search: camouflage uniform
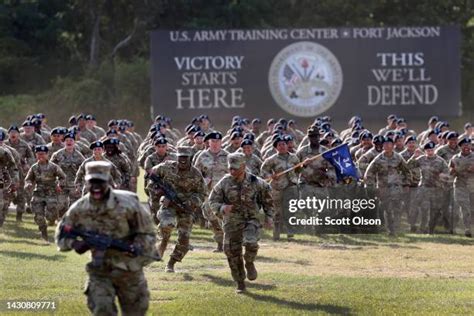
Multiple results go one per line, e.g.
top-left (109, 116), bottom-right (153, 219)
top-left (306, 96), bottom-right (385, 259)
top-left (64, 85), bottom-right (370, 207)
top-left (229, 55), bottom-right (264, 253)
top-left (50, 148), bottom-right (85, 217)
top-left (356, 147), bottom-right (383, 178)
top-left (25, 159), bottom-right (66, 234)
top-left (365, 151), bottom-right (410, 235)
top-left (407, 154), bottom-right (449, 233)
top-left (47, 142), bottom-right (65, 154)
top-left (209, 154), bottom-right (273, 288)
top-left (261, 152), bottom-right (300, 240)
top-left (0, 147), bottom-right (20, 226)
top-left (400, 148), bottom-right (422, 231)
top-left (6, 137), bottom-right (35, 216)
top-left (148, 150), bottom-right (206, 265)
top-left (105, 152), bottom-right (132, 191)
top-left (193, 148), bottom-right (229, 247)
top-left (55, 162), bottom-right (156, 316)
top-left (449, 151), bottom-right (474, 235)
top-left (21, 132), bottom-right (46, 148)
top-left (75, 156), bottom-right (122, 192)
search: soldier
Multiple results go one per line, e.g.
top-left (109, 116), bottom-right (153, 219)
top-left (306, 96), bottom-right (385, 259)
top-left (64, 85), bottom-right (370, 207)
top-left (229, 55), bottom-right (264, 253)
top-left (47, 127), bottom-right (66, 154)
top-left (76, 113), bottom-right (98, 144)
top-left (103, 138), bottom-right (132, 191)
top-left (193, 131), bottom-right (229, 252)
top-left (25, 145), bottom-right (66, 241)
top-left (255, 119), bottom-right (275, 148)
top-left (354, 131), bottom-right (373, 161)
top-left (0, 139), bottom-right (20, 227)
top-left (209, 152), bottom-right (273, 293)
top-left (378, 114), bottom-right (397, 135)
top-left (449, 137), bottom-right (474, 237)
top-left (55, 161), bottom-right (157, 315)
top-left (356, 134), bottom-right (384, 177)
top-left (407, 142), bottom-right (450, 234)
top-left (240, 139), bottom-right (262, 175)
top-left (75, 141), bottom-right (121, 193)
top-left (85, 114), bottom-right (106, 139)
top-left (21, 120), bottom-right (46, 149)
top-left (261, 135), bottom-right (300, 241)
top-left (365, 136), bottom-right (410, 236)
top-left (50, 133), bottom-right (86, 218)
top-left (191, 131), bottom-right (206, 156)
top-left (143, 138), bottom-right (176, 177)
top-left (6, 124), bottom-right (35, 220)
top-left (149, 146), bottom-right (206, 272)
top-left (224, 132), bottom-right (243, 153)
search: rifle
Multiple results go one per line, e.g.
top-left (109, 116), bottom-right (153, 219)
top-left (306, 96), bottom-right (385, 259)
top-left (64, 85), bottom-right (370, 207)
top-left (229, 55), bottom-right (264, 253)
top-left (59, 224), bottom-right (161, 267)
top-left (146, 173), bottom-right (197, 218)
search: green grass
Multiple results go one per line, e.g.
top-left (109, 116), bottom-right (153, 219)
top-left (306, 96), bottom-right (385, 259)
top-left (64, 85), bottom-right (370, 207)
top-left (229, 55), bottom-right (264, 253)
top-left (1, 211), bottom-right (474, 315)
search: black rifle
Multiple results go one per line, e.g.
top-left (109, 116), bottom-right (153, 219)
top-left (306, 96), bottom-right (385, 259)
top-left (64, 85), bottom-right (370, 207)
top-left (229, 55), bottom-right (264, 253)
top-left (147, 173), bottom-right (197, 218)
top-left (59, 224), bottom-right (161, 267)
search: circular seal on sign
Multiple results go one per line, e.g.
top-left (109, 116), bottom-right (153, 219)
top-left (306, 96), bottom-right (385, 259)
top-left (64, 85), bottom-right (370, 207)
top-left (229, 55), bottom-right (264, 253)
top-left (268, 41), bottom-right (343, 117)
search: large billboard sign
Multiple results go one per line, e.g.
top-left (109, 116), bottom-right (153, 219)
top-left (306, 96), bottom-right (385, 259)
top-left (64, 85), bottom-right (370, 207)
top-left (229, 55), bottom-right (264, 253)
top-left (151, 26), bottom-right (461, 124)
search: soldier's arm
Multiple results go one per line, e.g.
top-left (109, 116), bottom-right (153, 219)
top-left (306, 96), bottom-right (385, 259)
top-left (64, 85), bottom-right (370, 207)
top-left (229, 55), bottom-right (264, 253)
top-left (144, 155), bottom-right (153, 175)
top-left (24, 165), bottom-right (35, 187)
top-left (258, 178), bottom-right (274, 220)
top-left (25, 144), bottom-right (35, 166)
top-left (260, 158), bottom-right (273, 179)
top-left (55, 164), bottom-right (67, 186)
top-left (208, 180), bottom-right (226, 216)
top-left (364, 159), bottom-right (378, 187)
top-left (3, 150), bottom-right (20, 184)
top-left (74, 161), bottom-right (86, 187)
top-left (55, 209), bottom-right (77, 251)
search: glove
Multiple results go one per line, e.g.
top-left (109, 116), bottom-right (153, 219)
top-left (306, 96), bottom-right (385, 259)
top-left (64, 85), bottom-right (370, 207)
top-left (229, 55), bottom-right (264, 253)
top-left (72, 240), bottom-right (90, 254)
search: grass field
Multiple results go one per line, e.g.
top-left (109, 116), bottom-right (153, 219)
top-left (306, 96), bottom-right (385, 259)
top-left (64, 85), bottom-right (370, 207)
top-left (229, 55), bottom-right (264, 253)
top-left (1, 209), bottom-right (474, 316)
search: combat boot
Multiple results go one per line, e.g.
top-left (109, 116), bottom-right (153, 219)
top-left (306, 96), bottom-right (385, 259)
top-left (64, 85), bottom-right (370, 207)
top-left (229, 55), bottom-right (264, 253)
top-left (245, 262), bottom-right (258, 281)
top-left (16, 212), bottom-right (23, 222)
top-left (165, 258), bottom-right (176, 273)
top-left (212, 242), bottom-right (223, 253)
top-left (235, 281), bottom-right (246, 294)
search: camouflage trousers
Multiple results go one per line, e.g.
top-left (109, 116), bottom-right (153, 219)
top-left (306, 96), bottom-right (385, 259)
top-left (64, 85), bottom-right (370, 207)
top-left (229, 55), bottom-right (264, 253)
top-left (454, 187), bottom-right (473, 233)
top-left (57, 185), bottom-right (81, 218)
top-left (202, 200), bottom-right (223, 244)
top-left (272, 185), bottom-right (298, 237)
top-left (298, 185), bottom-right (329, 234)
top-left (416, 187), bottom-right (444, 233)
top-left (407, 187), bottom-right (428, 231)
top-left (84, 267), bottom-right (149, 316)
top-left (378, 187), bottom-right (403, 234)
top-left (158, 207), bottom-right (193, 262)
top-left (31, 192), bottom-right (59, 230)
top-left (223, 217), bottom-right (261, 282)
top-left (0, 189), bottom-right (5, 226)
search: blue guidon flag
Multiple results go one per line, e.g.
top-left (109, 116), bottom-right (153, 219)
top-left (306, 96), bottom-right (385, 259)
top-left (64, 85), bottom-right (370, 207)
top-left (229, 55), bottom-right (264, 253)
top-left (322, 144), bottom-right (359, 183)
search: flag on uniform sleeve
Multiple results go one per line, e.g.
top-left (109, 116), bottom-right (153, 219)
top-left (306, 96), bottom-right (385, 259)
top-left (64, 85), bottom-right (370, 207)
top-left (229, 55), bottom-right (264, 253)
top-left (322, 143), bottom-right (359, 183)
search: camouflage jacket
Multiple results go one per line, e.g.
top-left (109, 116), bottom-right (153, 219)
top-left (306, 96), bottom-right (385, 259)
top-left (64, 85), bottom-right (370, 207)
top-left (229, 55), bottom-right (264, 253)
top-left (50, 148), bottom-right (85, 186)
top-left (400, 148), bottom-right (421, 186)
top-left (144, 152), bottom-right (176, 174)
top-left (0, 146), bottom-right (20, 184)
top-left (6, 138), bottom-right (35, 168)
top-left (435, 144), bottom-right (460, 163)
top-left (79, 128), bottom-right (98, 144)
top-left (407, 155), bottom-right (449, 188)
top-left (449, 152), bottom-right (474, 191)
top-left (25, 161), bottom-right (66, 192)
top-left (209, 172), bottom-right (273, 220)
top-left (261, 152), bottom-right (300, 190)
top-left (354, 145), bottom-right (373, 161)
top-left (55, 190), bottom-right (157, 271)
top-left (193, 149), bottom-right (229, 189)
top-left (364, 152), bottom-right (410, 188)
top-left (296, 145), bottom-right (333, 187)
top-left (75, 156), bottom-right (122, 188)
top-left (47, 142), bottom-right (65, 155)
top-left (105, 153), bottom-right (132, 186)
top-left (148, 160), bottom-right (207, 210)
top-left (20, 133), bottom-right (46, 148)
top-left (241, 153), bottom-right (263, 176)
top-left (356, 147), bottom-right (383, 177)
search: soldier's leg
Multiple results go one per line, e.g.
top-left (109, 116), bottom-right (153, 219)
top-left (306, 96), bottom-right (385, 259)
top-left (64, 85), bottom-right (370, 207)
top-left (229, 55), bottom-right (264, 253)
top-left (169, 214), bottom-right (193, 262)
top-left (428, 193), bottom-right (442, 234)
top-left (45, 197), bottom-right (59, 226)
top-left (242, 220), bottom-right (261, 281)
top-left (271, 190), bottom-right (283, 240)
top-left (115, 270), bottom-right (149, 316)
top-left (454, 188), bottom-right (472, 236)
top-left (31, 197), bottom-right (48, 240)
top-left (202, 201), bottom-right (223, 251)
top-left (223, 221), bottom-right (246, 283)
top-left (85, 273), bottom-right (118, 316)
top-left (380, 196), bottom-right (394, 235)
top-left (56, 191), bottom-right (69, 222)
top-left (149, 197), bottom-right (160, 225)
top-left (282, 185), bottom-right (298, 238)
top-left (14, 184), bottom-right (26, 222)
top-left (157, 207), bottom-right (176, 258)
top-left (391, 189), bottom-right (403, 233)
top-left (0, 189), bottom-right (5, 227)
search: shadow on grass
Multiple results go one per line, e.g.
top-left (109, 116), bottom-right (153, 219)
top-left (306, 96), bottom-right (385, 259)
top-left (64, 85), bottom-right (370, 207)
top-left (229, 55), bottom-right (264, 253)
top-left (202, 274), bottom-right (276, 291)
top-left (243, 291), bottom-right (353, 314)
top-left (258, 255), bottom-right (311, 266)
top-left (0, 237), bottom-right (48, 247)
top-left (0, 250), bottom-right (66, 261)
